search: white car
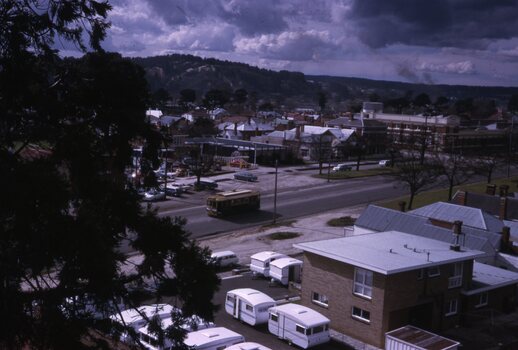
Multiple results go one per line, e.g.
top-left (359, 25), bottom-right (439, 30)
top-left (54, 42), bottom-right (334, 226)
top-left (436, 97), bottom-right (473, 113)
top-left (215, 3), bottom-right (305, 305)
top-left (379, 159), bottom-right (392, 167)
top-left (332, 164), bottom-right (352, 172)
top-left (142, 189), bottom-right (166, 202)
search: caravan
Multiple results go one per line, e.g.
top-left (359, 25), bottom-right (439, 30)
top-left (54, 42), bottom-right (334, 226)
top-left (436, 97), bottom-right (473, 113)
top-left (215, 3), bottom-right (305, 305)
top-left (226, 342), bottom-right (272, 350)
top-left (225, 288), bottom-right (276, 326)
top-left (138, 315), bottom-right (215, 350)
top-left (250, 251), bottom-right (287, 277)
top-left (183, 327), bottom-right (245, 350)
top-left (268, 303), bottom-right (330, 349)
top-left (110, 304), bottom-right (174, 343)
top-left (269, 257), bottom-right (303, 285)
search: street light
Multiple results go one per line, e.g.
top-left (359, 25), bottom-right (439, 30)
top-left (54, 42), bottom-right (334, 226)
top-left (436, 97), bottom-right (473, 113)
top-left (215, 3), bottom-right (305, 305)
top-left (273, 159), bottom-right (278, 224)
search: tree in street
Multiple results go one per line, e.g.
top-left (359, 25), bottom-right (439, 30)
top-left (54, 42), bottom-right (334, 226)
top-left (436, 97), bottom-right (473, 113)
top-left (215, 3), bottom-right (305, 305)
top-left (432, 152), bottom-right (474, 201)
top-left (179, 89), bottom-right (196, 110)
top-left (0, 2), bottom-right (219, 349)
top-left (395, 152), bottom-right (439, 210)
top-left (202, 89), bottom-right (229, 110)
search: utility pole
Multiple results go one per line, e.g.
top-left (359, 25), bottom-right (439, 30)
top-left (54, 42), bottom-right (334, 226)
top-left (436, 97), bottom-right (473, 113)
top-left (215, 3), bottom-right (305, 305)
top-left (273, 159), bottom-right (278, 224)
top-left (508, 117), bottom-right (514, 178)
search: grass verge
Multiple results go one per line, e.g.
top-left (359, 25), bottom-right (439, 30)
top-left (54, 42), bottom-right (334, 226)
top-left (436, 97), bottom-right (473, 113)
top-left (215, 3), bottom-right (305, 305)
top-left (266, 232), bottom-right (301, 240)
top-left (313, 167), bottom-right (397, 180)
top-left (327, 216), bottom-right (356, 227)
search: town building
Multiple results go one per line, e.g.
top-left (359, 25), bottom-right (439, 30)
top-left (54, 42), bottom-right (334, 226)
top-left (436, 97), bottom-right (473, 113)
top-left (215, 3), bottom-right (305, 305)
top-left (294, 231), bottom-right (518, 348)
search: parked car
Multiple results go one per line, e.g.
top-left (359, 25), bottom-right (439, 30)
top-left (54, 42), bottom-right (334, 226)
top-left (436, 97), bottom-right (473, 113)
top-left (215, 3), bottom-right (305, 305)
top-left (161, 185), bottom-right (183, 197)
top-left (197, 178), bottom-right (218, 190)
top-left (142, 189), bottom-right (166, 202)
top-left (234, 171), bottom-right (258, 182)
top-left (332, 164), bottom-right (352, 172)
top-left (379, 159), bottom-right (392, 167)
top-left (210, 251), bottom-right (239, 268)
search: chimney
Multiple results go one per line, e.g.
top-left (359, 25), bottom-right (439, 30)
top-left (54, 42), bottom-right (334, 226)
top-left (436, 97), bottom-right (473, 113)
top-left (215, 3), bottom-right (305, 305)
top-left (234, 122), bottom-right (238, 135)
top-left (455, 191), bottom-right (468, 206)
top-left (502, 226), bottom-right (511, 247)
top-left (486, 184), bottom-right (496, 196)
top-left (450, 220), bottom-right (463, 251)
top-left (499, 196), bottom-right (508, 220)
top-left (295, 125), bottom-right (301, 140)
top-left (398, 201), bottom-right (406, 212)
top-left (499, 184), bottom-right (509, 197)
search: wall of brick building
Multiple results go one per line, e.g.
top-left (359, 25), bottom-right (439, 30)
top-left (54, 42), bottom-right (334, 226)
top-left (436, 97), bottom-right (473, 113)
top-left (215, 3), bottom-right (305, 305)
top-left (300, 253), bottom-right (475, 348)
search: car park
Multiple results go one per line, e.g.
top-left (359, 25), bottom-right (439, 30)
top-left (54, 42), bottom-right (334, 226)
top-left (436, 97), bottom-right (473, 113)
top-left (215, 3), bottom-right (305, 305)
top-left (234, 171), bottom-right (258, 182)
top-left (332, 164), bottom-right (352, 172)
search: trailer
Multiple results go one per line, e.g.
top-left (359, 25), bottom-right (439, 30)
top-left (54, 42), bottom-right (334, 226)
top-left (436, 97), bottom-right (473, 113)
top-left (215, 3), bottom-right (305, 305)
top-left (225, 288), bottom-right (276, 326)
top-left (268, 303), bottom-right (330, 349)
top-left (250, 251), bottom-right (287, 277)
top-left (269, 257), bottom-right (303, 285)
top-left (110, 304), bottom-right (174, 342)
top-left (226, 342), bottom-right (272, 350)
top-left (138, 315), bottom-right (215, 350)
top-left (183, 327), bottom-right (245, 350)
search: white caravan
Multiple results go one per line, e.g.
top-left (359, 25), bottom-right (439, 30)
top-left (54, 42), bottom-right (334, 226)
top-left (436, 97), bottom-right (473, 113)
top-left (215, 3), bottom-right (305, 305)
top-left (138, 315), bottom-right (215, 350)
top-left (226, 342), bottom-right (272, 350)
top-left (110, 304), bottom-right (174, 342)
top-left (225, 288), bottom-right (276, 326)
top-left (250, 251), bottom-right (287, 277)
top-left (183, 327), bottom-right (245, 350)
top-left (269, 257), bottom-right (303, 285)
top-left (268, 303), bottom-right (330, 349)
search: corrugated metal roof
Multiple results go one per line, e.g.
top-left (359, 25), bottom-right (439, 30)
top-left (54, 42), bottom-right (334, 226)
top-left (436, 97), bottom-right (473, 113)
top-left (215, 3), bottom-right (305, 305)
top-left (410, 202), bottom-right (503, 232)
top-left (356, 205), bottom-right (501, 255)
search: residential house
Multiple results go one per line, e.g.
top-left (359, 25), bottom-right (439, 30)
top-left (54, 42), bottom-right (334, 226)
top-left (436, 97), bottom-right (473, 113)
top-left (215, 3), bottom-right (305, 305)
top-left (219, 117), bottom-right (275, 141)
top-left (251, 125), bottom-right (356, 161)
top-left (294, 231), bottom-right (496, 348)
top-left (326, 113), bottom-right (387, 154)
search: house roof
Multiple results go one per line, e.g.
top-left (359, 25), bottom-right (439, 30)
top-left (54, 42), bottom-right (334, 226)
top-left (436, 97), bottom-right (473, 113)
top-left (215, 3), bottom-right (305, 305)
top-left (269, 303), bottom-right (329, 327)
top-left (410, 202), bottom-right (504, 232)
top-left (294, 231), bottom-right (485, 275)
top-left (227, 288), bottom-right (275, 305)
top-left (355, 205), bottom-right (502, 255)
top-left (451, 191), bottom-right (518, 221)
top-left (462, 262), bottom-right (518, 295)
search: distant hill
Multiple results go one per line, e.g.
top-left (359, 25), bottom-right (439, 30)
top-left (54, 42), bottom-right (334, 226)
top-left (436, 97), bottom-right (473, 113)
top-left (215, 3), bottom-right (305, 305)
top-left (132, 54), bottom-right (518, 108)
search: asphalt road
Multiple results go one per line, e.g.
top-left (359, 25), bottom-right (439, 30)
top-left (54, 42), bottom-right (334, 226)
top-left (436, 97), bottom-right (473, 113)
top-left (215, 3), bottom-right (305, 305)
top-left (157, 175), bottom-right (405, 238)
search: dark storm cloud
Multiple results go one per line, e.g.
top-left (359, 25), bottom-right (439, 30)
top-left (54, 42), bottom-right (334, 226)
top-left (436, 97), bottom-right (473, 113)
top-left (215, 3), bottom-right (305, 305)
top-left (348, 0), bottom-right (518, 49)
top-left (144, 0), bottom-right (287, 35)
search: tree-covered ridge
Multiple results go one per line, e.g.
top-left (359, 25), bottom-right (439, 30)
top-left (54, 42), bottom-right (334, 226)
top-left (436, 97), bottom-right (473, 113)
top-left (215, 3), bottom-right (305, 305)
top-left (133, 54), bottom-right (518, 109)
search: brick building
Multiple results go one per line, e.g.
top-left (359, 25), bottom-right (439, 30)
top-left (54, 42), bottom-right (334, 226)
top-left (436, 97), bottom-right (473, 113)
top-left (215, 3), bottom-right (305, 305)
top-left (294, 231), bottom-right (518, 348)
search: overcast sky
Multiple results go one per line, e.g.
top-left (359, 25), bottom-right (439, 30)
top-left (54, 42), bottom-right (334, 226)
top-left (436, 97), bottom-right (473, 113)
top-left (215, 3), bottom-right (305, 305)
top-left (94, 0), bottom-right (518, 87)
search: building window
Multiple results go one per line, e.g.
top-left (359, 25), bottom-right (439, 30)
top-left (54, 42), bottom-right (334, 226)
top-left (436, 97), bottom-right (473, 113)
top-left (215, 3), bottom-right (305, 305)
top-left (312, 292), bottom-right (329, 307)
top-left (428, 266), bottom-right (440, 277)
top-left (270, 313), bottom-right (278, 322)
top-left (476, 293), bottom-right (488, 308)
top-left (296, 325), bottom-right (306, 335)
top-left (448, 262), bottom-right (463, 289)
top-left (245, 304), bottom-right (253, 312)
top-left (354, 267), bottom-right (373, 299)
top-left (352, 306), bottom-right (371, 323)
top-left (445, 299), bottom-right (458, 316)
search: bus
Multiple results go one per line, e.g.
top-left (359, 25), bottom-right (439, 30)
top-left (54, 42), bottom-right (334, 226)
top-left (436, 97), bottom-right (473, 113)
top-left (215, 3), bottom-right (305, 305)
top-left (206, 189), bottom-right (260, 217)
